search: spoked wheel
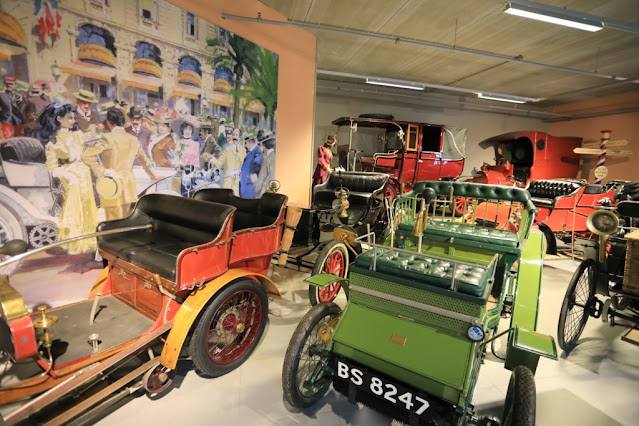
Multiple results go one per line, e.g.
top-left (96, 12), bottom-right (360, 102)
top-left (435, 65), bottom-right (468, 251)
top-left (282, 302), bottom-right (341, 409)
top-left (143, 361), bottom-right (176, 396)
top-left (309, 241), bottom-right (349, 306)
top-left (455, 196), bottom-right (476, 216)
top-left (189, 279), bottom-right (268, 377)
top-left (557, 259), bottom-right (597, 352)
top-left (502, 365), bottom-right (536, 426)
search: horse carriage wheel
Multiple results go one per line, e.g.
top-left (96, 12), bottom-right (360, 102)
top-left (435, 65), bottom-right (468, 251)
top-left (557, 259), bottom-right (597, 352)
top-left (282, 302), bottom-right (341, 409)
top-left (309, 241), bottom-right (349, 306)
top-left (189, 278), bottom-right (268, 377)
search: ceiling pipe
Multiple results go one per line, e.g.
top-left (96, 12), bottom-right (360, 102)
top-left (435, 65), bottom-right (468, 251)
top-left (221, 13), bottom-right (631, 82)
top-left (318, 69), bottom-right (537, 101)
top-left (315, 80), bottom-right (564, 119)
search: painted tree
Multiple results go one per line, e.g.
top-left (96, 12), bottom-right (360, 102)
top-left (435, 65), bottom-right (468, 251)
top-left (207, 32), bottom-right (259, 126)
top-left (241, 48), bottom-right (278, 131)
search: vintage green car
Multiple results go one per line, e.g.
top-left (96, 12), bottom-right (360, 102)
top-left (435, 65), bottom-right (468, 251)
top-left (282, 181), bottom-right (557, 425)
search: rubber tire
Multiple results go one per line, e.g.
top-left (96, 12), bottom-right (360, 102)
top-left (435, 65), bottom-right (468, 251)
top-left (309, 241), bottom-right (349, 306)
top-left (282, 302), bottom-right (341, 409)
top-left (502, 365), bottom-right (536, 426)
top-left (0, 203), bottom-right (28, 275)
top-left (557, 259), bottom-right (597, 352)
top-left (189, 279), bottom-right (268, 377)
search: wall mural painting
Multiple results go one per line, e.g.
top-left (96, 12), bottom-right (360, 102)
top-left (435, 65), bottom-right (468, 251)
top-left (0, 0), bottom-right (278, 277)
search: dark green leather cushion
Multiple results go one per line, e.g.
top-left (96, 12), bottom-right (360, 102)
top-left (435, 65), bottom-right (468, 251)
top-left (405, 181), bottom-right (535, 213)
top-left (354, 248), bottom-right (492, 297)
top-left (398, 219), bottom-right (519, 248)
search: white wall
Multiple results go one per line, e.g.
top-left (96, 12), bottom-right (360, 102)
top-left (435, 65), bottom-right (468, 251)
top-left (314, 93), bottom-right (550, 178)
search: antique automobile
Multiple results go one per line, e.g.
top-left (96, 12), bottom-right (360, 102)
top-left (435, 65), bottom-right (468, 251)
top-left (282, 181), bottom-right (557, 425)
top-left (453, 131), bottom-right (584, 227)
top-left (527, 178), bottom-right (627, 254)
top-left (0, 136), bottom-right (176, 268)
top-left (471, 131), bottom-right (582, 187)
top-left (332, 114), bottom-right (466, 197)
top-left (0, 190), bottom-right (288, 424)
top-left (0, 137), bottom-right (60, 263)
top-left (557, 200), bottom-right (639, 353)
top-left (285, 170), bottom-right (389, 305)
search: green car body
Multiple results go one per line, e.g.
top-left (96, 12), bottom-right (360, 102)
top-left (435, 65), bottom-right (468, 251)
top-left (293, 181), bottom-right (557, 425)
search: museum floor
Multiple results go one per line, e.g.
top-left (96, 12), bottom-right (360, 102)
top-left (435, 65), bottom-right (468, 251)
top-left (88, 254), bottom-right (638, 426)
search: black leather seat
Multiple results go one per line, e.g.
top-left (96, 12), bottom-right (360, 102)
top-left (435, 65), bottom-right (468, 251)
top-left (192, 188), bottom-right (288, 232)
top-left (97, 194), bottom-right (235, 281)
top-left (528, 179), bottom-right (584, 209)
top-left (313, 171), bottom-right (389, 227)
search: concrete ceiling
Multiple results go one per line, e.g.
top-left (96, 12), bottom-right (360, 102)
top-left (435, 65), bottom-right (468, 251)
top-left (254, 0), bottom-right (639, 119)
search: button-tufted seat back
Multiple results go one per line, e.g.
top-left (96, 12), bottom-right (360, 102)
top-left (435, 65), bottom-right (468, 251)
top-left (528, 179), bottom-right (583, 199)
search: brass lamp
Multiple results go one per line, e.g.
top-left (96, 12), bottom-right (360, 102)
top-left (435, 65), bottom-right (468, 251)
top-left (332, 187), bottom-right (350, 219)
top-left (32, 305), bottom-right (58, 349)
top-left (412, 198), bottom-right (427, 236)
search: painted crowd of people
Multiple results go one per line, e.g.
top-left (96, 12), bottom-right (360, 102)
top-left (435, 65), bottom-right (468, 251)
top-left (0, 74), bottom-right (277, 254)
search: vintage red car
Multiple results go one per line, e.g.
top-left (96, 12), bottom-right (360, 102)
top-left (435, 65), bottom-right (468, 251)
top-left (0, 189), bottom-right (288, 424)
top-left (471, 131), bottom-right (582, 186)
top-left (332, 114), bottom-right (466, 197)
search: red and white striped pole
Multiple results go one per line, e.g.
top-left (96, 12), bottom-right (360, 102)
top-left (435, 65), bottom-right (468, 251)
top-left (595, 129), bottom-right (612, 184)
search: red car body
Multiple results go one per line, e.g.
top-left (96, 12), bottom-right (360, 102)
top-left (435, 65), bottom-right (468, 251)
top-left (332, 115), bottom-right (466, 194)
top-left (472, 131), bottom-right (582, 186)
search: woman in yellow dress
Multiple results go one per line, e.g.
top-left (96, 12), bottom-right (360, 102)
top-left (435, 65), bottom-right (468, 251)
top-left (34, 102), bottom-right (98, 254)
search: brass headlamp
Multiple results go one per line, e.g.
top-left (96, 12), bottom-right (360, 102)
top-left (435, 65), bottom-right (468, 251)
top-left (32, 305), bottom-right (58, 349)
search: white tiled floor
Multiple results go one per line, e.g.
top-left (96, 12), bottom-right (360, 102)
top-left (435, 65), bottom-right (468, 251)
top-left (90, 255), bottom-right (639, 426)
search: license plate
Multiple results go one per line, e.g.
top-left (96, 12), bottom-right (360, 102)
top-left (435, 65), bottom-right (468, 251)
top-left (335, 358), bottom-right (430, 416)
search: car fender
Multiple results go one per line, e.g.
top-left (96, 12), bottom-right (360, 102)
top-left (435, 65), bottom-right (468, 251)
top-left (160, 268), bottom-right (280, 369)
top-left (0, 185), bottom-right (58, 227)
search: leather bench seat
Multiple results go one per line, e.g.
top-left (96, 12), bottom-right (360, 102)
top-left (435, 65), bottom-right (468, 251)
top-left (313, 171), bottom-right (389, 226)
top-left (192, 188), bottom-right (287, 232)
top-left (398, 219), bottom-right (519, 248)
top-left (353, 248), bottom-right (492, 297)
top-left (528, 179), bottom-right (584, 209)
top-left (98, 194), bottom-right (235, 281)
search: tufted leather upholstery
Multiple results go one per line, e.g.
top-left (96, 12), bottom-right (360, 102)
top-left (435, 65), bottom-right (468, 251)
top-left (400, 181), bottom-right (535, 252)
top-left (192, 188), bottom-right (288, 232)
top-left (527, 179), bottom-right (584, 209)
top-left (313, 171), bottom-right (389, 226)
top-left (354, 248), bottom-right (493, 297)
top-left (409, 181), bottom-right (535, 211)
top-left (97, 194), bottom-right (235, 281)
top-left (398, 219), bottom-right (519, 248)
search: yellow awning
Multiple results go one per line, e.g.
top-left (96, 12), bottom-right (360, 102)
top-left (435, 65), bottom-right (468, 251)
top-left (122, 74), bottom-right (162, 92)
top-left (172, 83), bottom-right (200, 100)
top-left (209, 91), bottom-right (233, 107)
top-left (245, 100), bottom-right (265, 114)
top-left (61, 61), bottom-right (116, 82)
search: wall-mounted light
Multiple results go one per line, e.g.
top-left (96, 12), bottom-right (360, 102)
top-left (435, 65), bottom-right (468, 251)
top-left (504, 2), bottom-right (603, 32)
top-left (365, 78), bottom-right (424, 91)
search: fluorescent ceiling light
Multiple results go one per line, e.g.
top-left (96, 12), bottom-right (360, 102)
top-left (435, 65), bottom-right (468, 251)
top-left (505, 2), bottom-right (603, 32)
top-left (477, 93), bottom-right (528, 104)
top-left (366, 78), bottom-right (424, 91)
